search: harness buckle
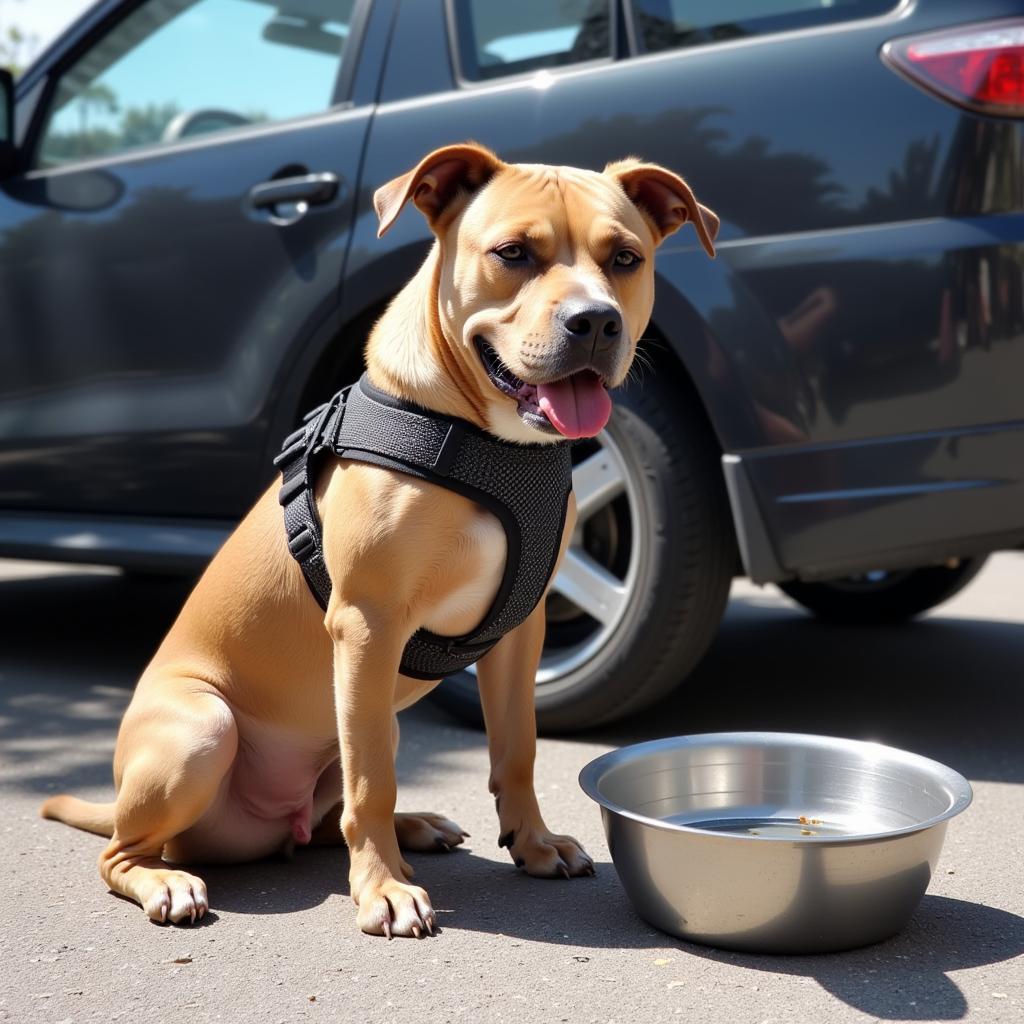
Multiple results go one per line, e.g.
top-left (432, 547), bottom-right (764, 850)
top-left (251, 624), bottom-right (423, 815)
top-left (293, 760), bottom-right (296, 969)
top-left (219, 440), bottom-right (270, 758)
top-left (272, 438), bottom-right (306, 470)
top-left (287, 526), bottom-right (318, 562)
top-left (277, 470), bottom-right (308, 507)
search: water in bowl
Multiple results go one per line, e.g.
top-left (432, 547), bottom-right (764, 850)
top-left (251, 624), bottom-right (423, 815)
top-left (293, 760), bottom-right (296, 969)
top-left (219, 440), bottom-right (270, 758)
top-left (669, 812), bottom-right (857, 838)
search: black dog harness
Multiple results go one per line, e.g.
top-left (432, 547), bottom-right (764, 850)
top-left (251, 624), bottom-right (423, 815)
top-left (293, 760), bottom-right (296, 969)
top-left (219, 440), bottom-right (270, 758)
top-left (275, 374), bottom-right (573, 679)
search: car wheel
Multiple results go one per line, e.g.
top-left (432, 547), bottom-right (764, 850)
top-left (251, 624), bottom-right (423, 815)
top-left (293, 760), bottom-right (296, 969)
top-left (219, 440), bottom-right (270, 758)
top-left (430, 373), bottom-right (736, 733)
top-left (777, 557), bottom-right (988, 624)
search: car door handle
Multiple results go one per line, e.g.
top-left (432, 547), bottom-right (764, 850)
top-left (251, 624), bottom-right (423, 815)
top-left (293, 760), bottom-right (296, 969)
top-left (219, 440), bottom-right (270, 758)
top-left (248, 172), bottom-right (339, 210)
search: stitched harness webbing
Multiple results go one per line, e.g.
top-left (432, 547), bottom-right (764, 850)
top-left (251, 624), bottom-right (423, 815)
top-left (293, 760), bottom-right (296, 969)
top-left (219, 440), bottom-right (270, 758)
top-left (275, 374), bottom-right (573, 680)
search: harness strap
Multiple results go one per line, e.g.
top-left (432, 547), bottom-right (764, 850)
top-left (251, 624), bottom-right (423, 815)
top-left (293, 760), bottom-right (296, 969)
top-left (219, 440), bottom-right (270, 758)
top-left (276, 374), bottom-right (573, 679)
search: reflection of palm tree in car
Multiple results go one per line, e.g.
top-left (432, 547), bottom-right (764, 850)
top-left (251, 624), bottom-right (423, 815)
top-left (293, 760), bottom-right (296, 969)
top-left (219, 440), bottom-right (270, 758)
top-left (77, 82), bottom-right (119, 138)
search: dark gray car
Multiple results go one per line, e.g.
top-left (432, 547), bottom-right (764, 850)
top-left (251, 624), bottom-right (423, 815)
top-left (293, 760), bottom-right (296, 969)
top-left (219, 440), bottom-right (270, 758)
top-left (2, 0), bottom-right (1023, 729)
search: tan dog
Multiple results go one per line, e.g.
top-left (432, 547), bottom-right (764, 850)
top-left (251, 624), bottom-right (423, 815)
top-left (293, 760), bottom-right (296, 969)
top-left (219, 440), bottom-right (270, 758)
top-left (40, 143), bottom-right (717, 938)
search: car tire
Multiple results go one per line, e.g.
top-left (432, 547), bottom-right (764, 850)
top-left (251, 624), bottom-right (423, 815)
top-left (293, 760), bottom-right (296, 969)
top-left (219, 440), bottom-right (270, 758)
top-left (777, 557), bottom-right (988, 624)
top-left (430, 372), bottom-right (737, 733)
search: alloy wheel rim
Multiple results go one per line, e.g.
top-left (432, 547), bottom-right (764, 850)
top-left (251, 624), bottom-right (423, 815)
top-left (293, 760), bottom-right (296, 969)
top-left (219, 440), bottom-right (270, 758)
top-left (539, 427), bottom-right (643, 689)
top-left (465, 426), bottom-right (643, 692)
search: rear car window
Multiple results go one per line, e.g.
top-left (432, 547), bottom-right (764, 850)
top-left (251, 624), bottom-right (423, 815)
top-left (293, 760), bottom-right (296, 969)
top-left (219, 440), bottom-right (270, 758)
top-left (630, 0), bottom-right (896, 53)
top-left (452, 0), bottom-right (613, 83)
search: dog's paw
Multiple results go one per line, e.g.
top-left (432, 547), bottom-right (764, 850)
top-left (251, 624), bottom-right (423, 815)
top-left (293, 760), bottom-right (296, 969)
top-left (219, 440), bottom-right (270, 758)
top-left (140, 869), bottom-right (209, 925)
top-left (502, 828), bottom-right (595, 879)
top-left (354, 878), bottom-right (436, 938)
top-left (395, 812), bottom-right (470, 852)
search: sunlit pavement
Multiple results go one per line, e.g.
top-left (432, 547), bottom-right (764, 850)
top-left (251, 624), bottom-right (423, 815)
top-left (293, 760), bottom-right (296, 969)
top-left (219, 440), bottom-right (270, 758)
top-left (1, 554), bottom-right (1021, 1024)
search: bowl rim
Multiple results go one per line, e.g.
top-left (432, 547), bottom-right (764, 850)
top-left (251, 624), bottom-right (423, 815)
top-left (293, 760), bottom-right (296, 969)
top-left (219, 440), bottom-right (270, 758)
top-left (578, 731), bottom-right (973, 843)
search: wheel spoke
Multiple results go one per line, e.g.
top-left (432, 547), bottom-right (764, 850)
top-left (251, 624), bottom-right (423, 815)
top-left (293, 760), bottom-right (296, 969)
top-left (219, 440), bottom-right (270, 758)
top-left (552, 548), bottom-right (627, 626)
top-left (572, 446), bottom-right (626, 521)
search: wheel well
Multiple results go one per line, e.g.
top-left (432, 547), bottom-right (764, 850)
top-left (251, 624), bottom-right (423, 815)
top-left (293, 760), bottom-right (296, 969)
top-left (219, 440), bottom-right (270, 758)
top-left (296, 297), bottom-right (392, 414)
top-left (635, 320), bottom-right (743, 575)
top-left (629, 321), bottom-right (722, 451)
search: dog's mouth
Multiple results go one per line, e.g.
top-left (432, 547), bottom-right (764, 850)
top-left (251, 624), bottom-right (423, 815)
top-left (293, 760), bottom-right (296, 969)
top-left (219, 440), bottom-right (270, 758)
top-left (475, 338), bottom-right (612, 439)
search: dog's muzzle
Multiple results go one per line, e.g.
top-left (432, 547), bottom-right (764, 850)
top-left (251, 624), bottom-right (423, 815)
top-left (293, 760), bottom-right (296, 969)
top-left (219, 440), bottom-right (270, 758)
top-left (475, 336), bottom-right (614, 440)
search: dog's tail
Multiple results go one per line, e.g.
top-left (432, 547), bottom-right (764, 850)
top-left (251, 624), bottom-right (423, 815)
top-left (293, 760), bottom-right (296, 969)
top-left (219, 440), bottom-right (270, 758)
top-left (40, 795), bottom-right (115, 837)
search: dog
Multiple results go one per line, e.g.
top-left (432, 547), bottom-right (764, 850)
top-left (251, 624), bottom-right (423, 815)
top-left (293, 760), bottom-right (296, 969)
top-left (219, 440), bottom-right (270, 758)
top-left (40, 143), bottom-right (718, 938)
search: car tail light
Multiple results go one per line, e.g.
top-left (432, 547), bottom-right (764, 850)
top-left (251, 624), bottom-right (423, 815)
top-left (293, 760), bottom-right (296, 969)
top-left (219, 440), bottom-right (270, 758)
top-left (882, 20), bottom-right (1024, 117)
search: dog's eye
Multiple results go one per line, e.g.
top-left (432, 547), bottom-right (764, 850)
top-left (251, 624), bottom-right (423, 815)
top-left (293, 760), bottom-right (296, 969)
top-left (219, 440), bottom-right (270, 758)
top-left (613, 250), bottom-right (643, 268)
top-left (494, 244), bottom-right (527, 263)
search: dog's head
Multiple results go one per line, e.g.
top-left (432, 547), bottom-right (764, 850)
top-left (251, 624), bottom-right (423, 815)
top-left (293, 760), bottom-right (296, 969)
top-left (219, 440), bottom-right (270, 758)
top-left (375, 143), bottom-right (718, 442)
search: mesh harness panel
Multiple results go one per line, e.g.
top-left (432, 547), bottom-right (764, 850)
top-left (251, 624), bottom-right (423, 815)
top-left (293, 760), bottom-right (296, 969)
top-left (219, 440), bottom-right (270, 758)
top-left (274, 374), bottom-right (573, 680)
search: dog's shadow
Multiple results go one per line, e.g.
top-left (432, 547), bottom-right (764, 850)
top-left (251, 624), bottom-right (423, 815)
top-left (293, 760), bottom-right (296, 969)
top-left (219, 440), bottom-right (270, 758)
top-left (199, 845), bottom-right (664, 948)
top-left (201, 850), bottom-right (1024, 1019)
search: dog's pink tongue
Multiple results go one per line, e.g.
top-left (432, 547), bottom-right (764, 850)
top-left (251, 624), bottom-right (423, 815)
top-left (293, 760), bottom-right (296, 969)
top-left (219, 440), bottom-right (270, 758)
top-left (537, 371), bottom-right (612, 439)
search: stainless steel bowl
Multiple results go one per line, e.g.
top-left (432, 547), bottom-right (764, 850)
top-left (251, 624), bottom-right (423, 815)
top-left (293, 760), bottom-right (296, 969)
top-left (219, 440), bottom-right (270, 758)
top-left (579, 732), bottom-right (972, 954)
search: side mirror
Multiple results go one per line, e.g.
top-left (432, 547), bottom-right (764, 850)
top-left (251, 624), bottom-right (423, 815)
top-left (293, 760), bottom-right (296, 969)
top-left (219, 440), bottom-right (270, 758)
top-left (0, 68), bottom-right (15, 178)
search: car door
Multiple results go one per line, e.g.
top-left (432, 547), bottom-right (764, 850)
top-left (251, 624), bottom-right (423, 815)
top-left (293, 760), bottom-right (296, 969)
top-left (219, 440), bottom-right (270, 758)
top-left (0, 0), bottom-right (376, 520)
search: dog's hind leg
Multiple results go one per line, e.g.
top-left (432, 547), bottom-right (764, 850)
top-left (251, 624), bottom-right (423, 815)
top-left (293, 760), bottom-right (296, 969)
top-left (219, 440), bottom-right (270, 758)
top-left (98, 681), bottom-right (238, 924)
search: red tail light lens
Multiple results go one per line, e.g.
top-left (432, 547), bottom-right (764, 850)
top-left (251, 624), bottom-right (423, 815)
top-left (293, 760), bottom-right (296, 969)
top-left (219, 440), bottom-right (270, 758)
top-left (883, 20), bottom-right (1024, 117)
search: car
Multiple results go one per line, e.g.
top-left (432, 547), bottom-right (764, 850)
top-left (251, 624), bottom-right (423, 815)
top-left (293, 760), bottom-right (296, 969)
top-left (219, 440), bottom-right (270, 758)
top-left (2, 0), bottom-right (1023, 731)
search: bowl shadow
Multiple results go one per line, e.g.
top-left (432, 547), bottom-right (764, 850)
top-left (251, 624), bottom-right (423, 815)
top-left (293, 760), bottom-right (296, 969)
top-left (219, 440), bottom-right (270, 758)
top-left (676, 895), bottom-right (1024, 1021)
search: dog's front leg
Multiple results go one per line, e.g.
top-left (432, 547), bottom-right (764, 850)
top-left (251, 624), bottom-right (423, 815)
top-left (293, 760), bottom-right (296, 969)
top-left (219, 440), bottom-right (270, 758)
top-left (329, 604), bottom-right (435, 938)
top-left (475, 602), bottom-right (595, 879)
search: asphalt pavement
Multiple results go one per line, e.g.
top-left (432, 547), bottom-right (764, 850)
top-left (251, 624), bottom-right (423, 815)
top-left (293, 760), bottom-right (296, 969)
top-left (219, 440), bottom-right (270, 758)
top-left (1, 554), bottom-right (1022, 1024)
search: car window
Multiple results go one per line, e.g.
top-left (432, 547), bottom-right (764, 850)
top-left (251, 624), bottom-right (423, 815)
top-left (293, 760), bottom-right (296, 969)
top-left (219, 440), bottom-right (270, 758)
top-left (452, 0), bottom-right (613, 83)
top-left (630, 0), bottom-right (895, 54)
top-left (36, 0), bottom-right (356, 168)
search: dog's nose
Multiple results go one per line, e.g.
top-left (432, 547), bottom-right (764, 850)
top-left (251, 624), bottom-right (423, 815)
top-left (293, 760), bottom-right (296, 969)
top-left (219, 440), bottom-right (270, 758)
top-left (559, 302), bottom-right (622, 352)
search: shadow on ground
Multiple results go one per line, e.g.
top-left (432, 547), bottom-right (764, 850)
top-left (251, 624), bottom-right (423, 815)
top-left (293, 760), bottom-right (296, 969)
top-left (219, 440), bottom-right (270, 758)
top-left (2, 567), bottom-right (1023, 790)
top-left (4, 568), bottom-right (1023, 1018)
top-left (0, 572), bottom-right (191, 794)
top-left (582, 593), bottom-right (1024, 785)
top-left (682, 896), bottom-right (1024, 1021)
top-left (199, 846), bottom-right (663, 948)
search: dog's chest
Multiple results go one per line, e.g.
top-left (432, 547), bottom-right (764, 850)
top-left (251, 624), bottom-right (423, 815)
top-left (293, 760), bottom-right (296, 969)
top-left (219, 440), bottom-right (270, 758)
top-left (419, 510), bottom-right (507, 637)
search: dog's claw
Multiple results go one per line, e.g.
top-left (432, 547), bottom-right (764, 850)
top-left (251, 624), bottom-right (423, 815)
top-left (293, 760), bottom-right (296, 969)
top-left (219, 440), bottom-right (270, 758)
top-left (498, 830), bottom-right (515, 849)
top-left (514, 856), bottom-right (525, 868)
top-left (425, 918), bottom-right (434, 936)
top-left (383, 920), bottom-right (393, 941)
top-left (557, 861), bottom-right (571, 880)
top-left (435, 838), bottom-right (451, 852)
top-left (412, 923), bottom-right (422, 939)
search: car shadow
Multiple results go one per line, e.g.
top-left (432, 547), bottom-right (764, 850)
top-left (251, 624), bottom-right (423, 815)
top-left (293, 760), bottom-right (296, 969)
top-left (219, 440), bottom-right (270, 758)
top-left (575, 592), bottom-right (1024, 785)
top-left (0, 569), bottom-right (190, 795)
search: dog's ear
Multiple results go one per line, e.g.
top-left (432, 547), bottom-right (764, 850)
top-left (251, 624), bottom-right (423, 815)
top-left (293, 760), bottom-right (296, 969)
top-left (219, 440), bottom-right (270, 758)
top-left (605, 158), bottom-right (719, 257)
top-left (374, 142), bottom-right (504, 238)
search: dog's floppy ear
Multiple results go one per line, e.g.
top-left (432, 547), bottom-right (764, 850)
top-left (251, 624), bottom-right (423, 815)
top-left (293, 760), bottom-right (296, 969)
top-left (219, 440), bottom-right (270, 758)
top-left (374, 142), bottom-right (504, 238)
top-left (605, 158), bottom-right (719, 258)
